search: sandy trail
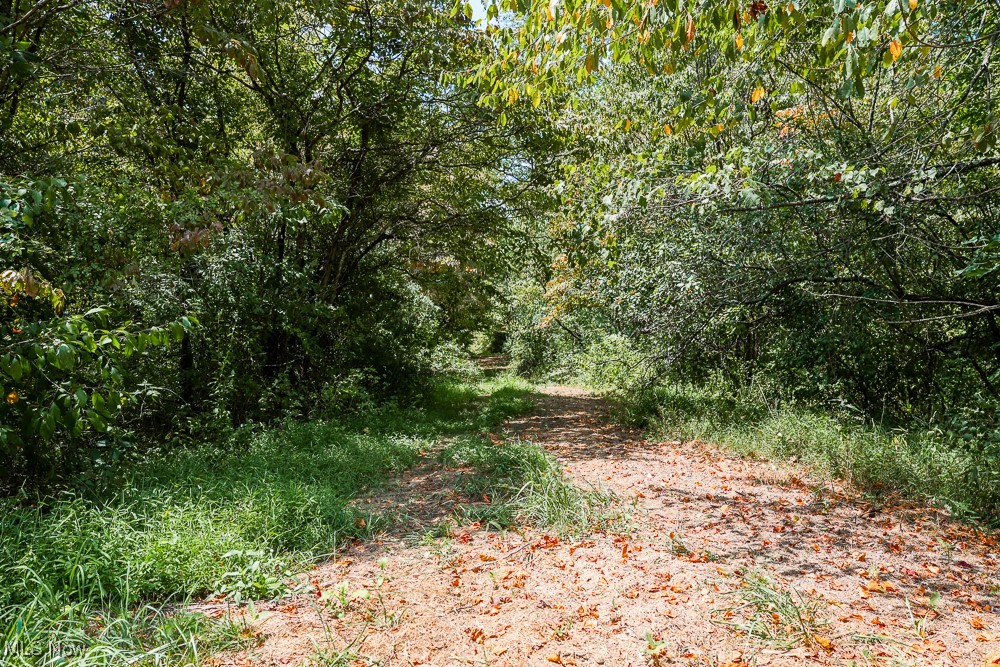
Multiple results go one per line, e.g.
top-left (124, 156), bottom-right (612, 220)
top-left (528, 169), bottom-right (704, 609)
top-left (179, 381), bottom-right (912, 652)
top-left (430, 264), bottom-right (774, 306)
top-left (209, 384), bottom-right (1000, 667)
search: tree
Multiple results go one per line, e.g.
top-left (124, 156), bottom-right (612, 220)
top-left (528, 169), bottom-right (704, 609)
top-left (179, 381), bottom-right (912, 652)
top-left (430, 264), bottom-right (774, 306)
top-left (1, 0), bottom-right (557, 487)
top-left (481, 0), bottom-right (1000, 416)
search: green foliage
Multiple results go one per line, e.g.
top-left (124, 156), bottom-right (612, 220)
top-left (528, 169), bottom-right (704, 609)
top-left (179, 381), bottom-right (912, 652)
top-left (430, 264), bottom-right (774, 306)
top-left (483, 0), bottom-right (1000, 413)
top-left (2, 270), bottom-right (194, 485)
top-left (0, 375), bottom-right (535, 665)
top-left (478, 0), bottom-right (994, 143)
top-left (0, 0), bottom-right (557, 488)
top-left (483, 0), bottom-right (999, 523)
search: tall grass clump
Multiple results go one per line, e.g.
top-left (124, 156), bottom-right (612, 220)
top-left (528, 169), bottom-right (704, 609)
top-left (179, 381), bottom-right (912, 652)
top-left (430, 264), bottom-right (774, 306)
top-left (0, 375), bottom-right (536, 666)
top-left (441, 435), bottom-right (622, 535)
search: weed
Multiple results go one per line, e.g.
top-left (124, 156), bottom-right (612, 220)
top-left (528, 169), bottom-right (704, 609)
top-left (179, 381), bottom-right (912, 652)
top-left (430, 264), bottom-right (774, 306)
top-left (200, 607), bottom-right (266, 653)
top-left (310, 616), bottom-right (365, 667)
top-left (904, 598), bottom-right (930, 638)
top-left (553, 617), bottom-right (574, 640)
top-left (421, 519), bottom-right (455, 543)
top-left (442, 435), bottom-right (623, 535)
top-left (935, 537), bottom-right (956, 562)
top-left (711, 570), bottom-right (827, 649)
top-left (319, 582), bottom-right (371, 619)
top-left (644, 631), bottom-right (668, 665)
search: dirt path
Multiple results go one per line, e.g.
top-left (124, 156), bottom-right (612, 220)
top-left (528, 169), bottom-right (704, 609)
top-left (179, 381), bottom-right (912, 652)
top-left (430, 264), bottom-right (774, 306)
top-left (211, 385), bottom-right (1000, 667)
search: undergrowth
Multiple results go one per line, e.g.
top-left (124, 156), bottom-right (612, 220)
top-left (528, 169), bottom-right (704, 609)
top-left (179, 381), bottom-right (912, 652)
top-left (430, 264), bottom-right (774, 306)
top-left (0, 374), bottom-right (535, 666)
top-left (614, 382), bottom-right (1000, 525)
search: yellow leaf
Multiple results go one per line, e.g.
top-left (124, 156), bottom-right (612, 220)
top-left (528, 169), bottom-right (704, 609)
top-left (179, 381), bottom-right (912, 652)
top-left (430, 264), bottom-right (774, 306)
top-left (624, 119), bottom-right (632, 131)
top-left (751, 86), bottom-right (766, 103)
top-left (508, 88), bottom-right (519, 104)
top-left (663, 123), bottom-right (672, 135)
top-left (933, 64), bottom-right (942, 78)
top-left (545, 2), bottom-right (554, 21)
top-left (909, 0), bottom-right (917, 8)
top-left (889, 39), bottom-right (902, 62)
top-left (685, 16), bottom-right (695, 42)
top-left (735, 34), bottom-right (744, 50)
top-left (6, 391), bottom-right (17, 405)
top-left (813, 634), bottom-right (834, 650)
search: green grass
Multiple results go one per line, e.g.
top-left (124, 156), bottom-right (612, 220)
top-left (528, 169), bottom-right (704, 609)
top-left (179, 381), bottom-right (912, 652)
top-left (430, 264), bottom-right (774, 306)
top-left (441, 434), bottom-right (624, 535)
top-left (0, 375), bottom-right (536, 666)
top-left (624, 383), bottom-right (1000, 525)
top-left (711, 569), bottom-right (827, 650)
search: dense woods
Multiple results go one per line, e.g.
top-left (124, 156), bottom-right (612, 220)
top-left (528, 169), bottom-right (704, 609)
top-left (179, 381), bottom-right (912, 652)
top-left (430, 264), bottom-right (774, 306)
top-left (2, 0), bottom-right (1000, 663)
top-left (1, 0), bottom-right (555, 487)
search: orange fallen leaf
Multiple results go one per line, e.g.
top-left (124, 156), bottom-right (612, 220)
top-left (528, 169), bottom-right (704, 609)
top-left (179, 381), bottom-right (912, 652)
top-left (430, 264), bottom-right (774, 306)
top-left (813, 634), bottom-right (834, 650)
top-left (923, 639), bottom-right (946, 653)
top-left (863, 579), bottom-right (884, 592)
